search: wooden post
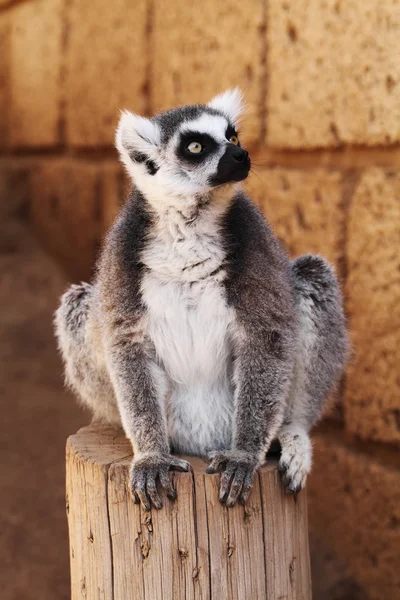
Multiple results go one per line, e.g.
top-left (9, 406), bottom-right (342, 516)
top-left (66, 424), bottom-right (312, 600)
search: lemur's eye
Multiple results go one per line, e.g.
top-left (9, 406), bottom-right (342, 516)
top-left (230, 135), bottom-right (239, 145)
top-left (187, 141), bottom-right (203, 154)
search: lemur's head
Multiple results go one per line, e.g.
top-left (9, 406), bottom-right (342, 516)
top-left (116, 88), bottom-right (250, 198)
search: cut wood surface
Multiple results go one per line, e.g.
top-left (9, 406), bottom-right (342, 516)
top-left (66, 424), bottom-right (312, 600)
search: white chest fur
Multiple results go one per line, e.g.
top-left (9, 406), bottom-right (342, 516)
top-left (140, 200), bottom-right (235, 455)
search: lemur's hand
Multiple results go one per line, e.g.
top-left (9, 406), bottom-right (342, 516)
top-left (206, 450), bottom-right (260, 507)
top-left (129, 454), bottom-right (191, 511)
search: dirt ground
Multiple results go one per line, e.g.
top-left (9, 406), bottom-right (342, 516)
top-left (0, 204), bottom-right (361, 600)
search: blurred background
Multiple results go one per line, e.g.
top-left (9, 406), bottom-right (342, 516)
top-left (0, 1), bottom-right (399, 599)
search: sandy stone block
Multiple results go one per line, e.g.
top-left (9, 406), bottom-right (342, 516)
top-left (308, 431), bottom-right (400, 600)
top-left (0, 160), bottom-right (31, 222)
top-left (246, 167), bottom-right (345, 270)
top-left (344, 168), bottom-right (400, 444)
top-left (267, 0), bottom-right (400, 148)
top-left (0, 0), bottom-right (21, 6)
top-left (152, 0), bottom-right (265, 146)
top-left (30, 160), bottom-right (106, 280)
top-left (10, 0), bottom-right (63, 147)
top-left (30, 158), bottom-right (129, 279)
top-left (66, 0), bottom-right (148, 147)
top-left (0, 15), bottom-right (10, 145)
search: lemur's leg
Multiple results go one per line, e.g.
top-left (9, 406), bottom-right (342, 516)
top-left (278, 255), bottom-right (348, 494)
top-left (55, 283), bottom-right (120, 425)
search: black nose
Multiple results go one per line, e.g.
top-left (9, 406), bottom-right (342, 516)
top-left (232, 149), bottom-right (249, 163)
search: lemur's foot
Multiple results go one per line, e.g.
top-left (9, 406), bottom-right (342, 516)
top-left (278, 427), bottom-right (312, 494)
top-left (206, 450), bottom-right (260, 508)
top-left (129, 454), bottom-right (191, 511)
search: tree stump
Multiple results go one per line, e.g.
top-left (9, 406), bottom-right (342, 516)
top-left (66, 424), bottom-right (312, 600)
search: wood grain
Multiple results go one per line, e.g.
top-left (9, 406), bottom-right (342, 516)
top-left (66, 424), bottom-right (312, 599)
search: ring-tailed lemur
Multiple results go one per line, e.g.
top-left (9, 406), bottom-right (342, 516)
top-left (55, 89), bottom-right (348, 510)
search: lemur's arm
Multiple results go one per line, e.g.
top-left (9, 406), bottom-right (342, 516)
top-left (98, 201), bottom-right (190, 511)
top-left (104, 322), bottom-right (189, 510)
top-left (207, 195), bottom-right (296, 506)
top-left (105, 319), bottom-right (167, 456)
top-left (206, 321), bottom-right (294, 506)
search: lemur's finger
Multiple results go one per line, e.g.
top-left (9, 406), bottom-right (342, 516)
top-left (131, 489), bottom-right (140, 505)
top-left (146, 473), bottom-right (163, 509)
top-left (159, 470), bottom-right (176, 501)
top-left (283, 470), bottom-right (303, 495)
top-left (226, 468), bottom-right (246, 508)
top-left (135, 485), bottom-right (151, 511)
top-left (278, 459), bottom-right (290, 474)
top-left (218, 464), bottom-right (235, 503)
top-left (206, 455), bottom-right (227, 474)
top-left (169, 458), bottom-right (191, 472)
top-left (239, 471), bottom-right (254, 504)
top-left (207, 450), bottom-right (220, 460)
top-left (281, 470), bottom-right (299, 491)
top-left (286, 482), bottom-right (302, 495)
top-left (130, 470), bottom-right (149, 507)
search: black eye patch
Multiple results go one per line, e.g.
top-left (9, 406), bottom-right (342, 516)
top-left (129, 150), bottom-right (158, 175)
top-left (177, 131), bottom-right (219, 163)
top-left (225, 124), bottom-right (240, 146)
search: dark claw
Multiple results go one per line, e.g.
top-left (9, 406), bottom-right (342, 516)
top-left (218, 465), bottom-right (235, 503)
top-left (226, 471), bottom-right (245, 507)
top-left (206, 451), bottom-right (258, 508)
top-left (282, 470), bottom-right (298, 489)
top-left (159, 471), bottom-right (176, 501)
top-left (218, 484), bottom-right (229, 504)
top-left (280, 468), bottom-right (303, 495)
top-left (239, 490), bottom-right (249, 505)
top-left (226, 489), bottom-right (242, 508)
top-left (136, 486), bottom-right (151, 511)
top-left (166, 488), bottom-right (177, 501)
top-left (286, 483), bottom-right (302, 495)
top-left (206, 455), bottom-right (228, 474)
top-left (130, 455), bottom-right (191, 510)
top-left (170, 458), bottom-right (191, 472)
top-left (146, 475), bottom-right (163, 509)
top-left (239, 472), bottom-right (254, 504)
top-left (205, 464), bottom-right (217, 474)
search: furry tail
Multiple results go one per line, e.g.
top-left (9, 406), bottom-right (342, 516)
top-left (55, 282), bottom-right (93, 348)
top-left (54, 282), bottom-right (120, 425)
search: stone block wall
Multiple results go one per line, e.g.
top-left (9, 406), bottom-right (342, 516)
top-left (0, 1), bottom-right (399, 598)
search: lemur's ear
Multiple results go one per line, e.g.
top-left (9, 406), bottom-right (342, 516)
top-left (115, 110), bottom-right (161, 159)
top-left (207, 88), bottom-right (245, 126)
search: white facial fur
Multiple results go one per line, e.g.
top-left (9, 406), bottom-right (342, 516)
top-left (115, 88), bottom-right (246, 207)
top-left (207, 87), bottom-right (245, 127)
top-left (158, 113), bottom-right (229, 196)
top-left (115, 110), bottom-right (161, 172)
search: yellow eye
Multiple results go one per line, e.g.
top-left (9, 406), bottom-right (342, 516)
top-left (230, 135), bottom-right (239, 145)
top-left (188, 141), bottom-right (203, 153)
